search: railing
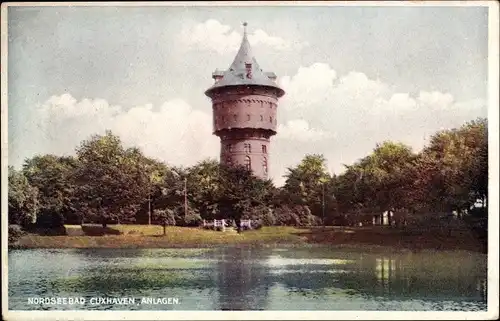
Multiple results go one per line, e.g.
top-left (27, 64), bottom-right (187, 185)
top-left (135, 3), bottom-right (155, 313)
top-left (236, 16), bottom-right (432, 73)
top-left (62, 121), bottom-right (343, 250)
top-left (202, 219), bottom-right (253, 231)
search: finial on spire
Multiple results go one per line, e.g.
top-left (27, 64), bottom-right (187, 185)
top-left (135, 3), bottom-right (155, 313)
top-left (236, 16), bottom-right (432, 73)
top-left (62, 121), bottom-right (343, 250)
top-left (243, 22), bottom-right (248, 35)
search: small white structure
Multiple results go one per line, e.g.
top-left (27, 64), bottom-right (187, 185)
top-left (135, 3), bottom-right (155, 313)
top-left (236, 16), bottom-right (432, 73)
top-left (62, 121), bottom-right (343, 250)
top-left (240, 219), bottom-right (252, 229)
top-left (202, 219), bottom-right (253, 231)
top-left (373, 211), bottom-right (392, 226)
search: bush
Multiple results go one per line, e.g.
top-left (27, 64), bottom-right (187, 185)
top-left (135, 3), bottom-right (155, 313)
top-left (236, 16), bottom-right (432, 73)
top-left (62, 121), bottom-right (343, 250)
top-left (81, 225), bottom-right (121, 236)
top-left (261, 208), bottom-right (276, 226)
top-left (294, 205), bottom-right (316, 226)
top-left (273, 205), bottom-right (317, 226)
top-left (252, 221), bottom-right (263, 230)
top-left (8, 225), bottom-right (26, 245)
top-left (36, 211), bottom-right (65, 229)
top-left (154, 209), bottom-right (176, 226)
top-left (176, 212), bottom-right (203, 227)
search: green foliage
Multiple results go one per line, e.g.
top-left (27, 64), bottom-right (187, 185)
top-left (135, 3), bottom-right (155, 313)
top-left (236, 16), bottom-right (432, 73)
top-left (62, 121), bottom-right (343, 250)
top-left (414, 118), bottom-right (488, 212)
top-left (72, 131), bottom-right (151, 226)
top-left (8, 225), bottom-right (26, 245)
top-left (217, 165), bottom-right (274, 229)
top-left (8, 117), bottom-right (487, 232)
top-left (8, 166), bottom-right (39, 226)
top-left (153, 209), bottom-right (176, 226)
top-left (282, 154), bottom-right (335, 223)
top-left (22, 155), bottom-right (78, 226)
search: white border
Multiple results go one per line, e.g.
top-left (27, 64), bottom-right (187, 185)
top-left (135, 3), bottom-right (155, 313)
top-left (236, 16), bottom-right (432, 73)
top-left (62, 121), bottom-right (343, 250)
top-left (1, 1), bottom-right (499, 320)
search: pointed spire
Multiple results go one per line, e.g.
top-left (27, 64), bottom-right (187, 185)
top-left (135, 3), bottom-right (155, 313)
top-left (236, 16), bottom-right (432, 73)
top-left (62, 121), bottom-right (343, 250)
top-left (205, 22), bottom-right (285, 98)
top-left (243, 22), bottom-right (248, 37)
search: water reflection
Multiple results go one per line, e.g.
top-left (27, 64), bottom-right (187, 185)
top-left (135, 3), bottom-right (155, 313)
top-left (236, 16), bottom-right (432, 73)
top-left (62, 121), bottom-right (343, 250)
top-left (8, 248), bottom-right (487, 311)
top-left (214, 248), bottom-right (271, 310)
top-left (264, 251), bottom-right (487, 304)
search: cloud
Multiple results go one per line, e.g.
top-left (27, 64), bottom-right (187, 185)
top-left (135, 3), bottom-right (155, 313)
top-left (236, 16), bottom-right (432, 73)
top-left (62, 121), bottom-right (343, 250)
top-left (22, 94), bottom-right (220, 168)
top-left (277, 119), bottom-right (333, 142)
top-left (271, 63), bottom-right (487, 181)
top-left (11, 64), bottom-right (486, 188)
top-left (279, 63), bottom-right (338, 111)
top-left (417, 91), bottom-right (455, 108)
top-left (179, 19), bottom-right (307, 54)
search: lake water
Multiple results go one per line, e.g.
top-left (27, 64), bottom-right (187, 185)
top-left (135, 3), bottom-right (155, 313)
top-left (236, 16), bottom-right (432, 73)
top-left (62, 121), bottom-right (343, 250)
top-left (8, 247), bottom-right (487, 311)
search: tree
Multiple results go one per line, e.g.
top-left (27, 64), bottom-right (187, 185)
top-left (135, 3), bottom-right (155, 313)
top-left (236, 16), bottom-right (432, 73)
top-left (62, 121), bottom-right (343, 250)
top-left (153, 209), bottom-right (176, 235)
top-left (334, 142), bottom-right (418, 225)
top-left (415, 118), bottom-right (487, 214)
top-left (186, 159), bottom-right (222, 220)
top-left (22, 155), bottom-right (79, 226)
top-left (137, 156), bottom-right (169, 225)
top-left (218, 164), bottom-right (273, 232)
top-left (283, 154), bottom-right (333, 224)
top-left (73, 131), bottom-right (151, 227)
top-left (8, 166), bottom-right (39, 227)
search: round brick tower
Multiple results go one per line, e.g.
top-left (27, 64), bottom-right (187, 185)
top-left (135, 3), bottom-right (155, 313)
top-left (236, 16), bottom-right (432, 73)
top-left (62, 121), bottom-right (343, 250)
top-left (205, 23), bottom-right (285, 180)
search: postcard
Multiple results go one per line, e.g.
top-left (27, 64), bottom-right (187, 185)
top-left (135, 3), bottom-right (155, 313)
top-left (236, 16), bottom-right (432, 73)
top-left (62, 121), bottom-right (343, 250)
top-left (2, 1), bottom-right (498, 320)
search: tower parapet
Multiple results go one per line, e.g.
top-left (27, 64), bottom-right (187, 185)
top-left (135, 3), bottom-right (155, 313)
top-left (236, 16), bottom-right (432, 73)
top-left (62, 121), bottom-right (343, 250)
top-left (205, 23), bottom-right (285, 179)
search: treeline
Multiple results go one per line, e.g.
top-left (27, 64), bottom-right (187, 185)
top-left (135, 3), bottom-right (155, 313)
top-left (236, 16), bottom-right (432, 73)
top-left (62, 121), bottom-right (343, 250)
top-left (8, 118), bottom-right (487, 232)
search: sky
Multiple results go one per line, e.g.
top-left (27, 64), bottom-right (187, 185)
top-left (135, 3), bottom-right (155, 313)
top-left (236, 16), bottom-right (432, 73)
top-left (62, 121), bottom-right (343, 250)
top-left (7, 4), bottom-right (489, 186)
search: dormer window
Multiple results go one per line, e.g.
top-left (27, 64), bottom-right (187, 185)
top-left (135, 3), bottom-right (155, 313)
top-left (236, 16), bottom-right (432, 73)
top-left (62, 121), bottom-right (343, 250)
top-left (245, 63), bottom-right (252, 79)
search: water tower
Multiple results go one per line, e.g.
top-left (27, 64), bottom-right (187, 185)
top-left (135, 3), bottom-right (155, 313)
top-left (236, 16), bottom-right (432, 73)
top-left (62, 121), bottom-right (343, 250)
top-left (205, 23), bottom-right (285, 179)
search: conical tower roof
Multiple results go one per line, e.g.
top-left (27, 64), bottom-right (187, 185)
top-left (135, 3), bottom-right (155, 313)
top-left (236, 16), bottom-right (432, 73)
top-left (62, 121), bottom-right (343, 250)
top-left (205, 23), bottom-right (284, 97)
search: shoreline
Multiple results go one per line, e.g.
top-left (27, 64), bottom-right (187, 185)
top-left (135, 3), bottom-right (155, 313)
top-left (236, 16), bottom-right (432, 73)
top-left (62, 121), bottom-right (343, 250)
top-left (9, 241), bottom-right (487, 255)
top-left (9, 225), bottom-right (487, 254)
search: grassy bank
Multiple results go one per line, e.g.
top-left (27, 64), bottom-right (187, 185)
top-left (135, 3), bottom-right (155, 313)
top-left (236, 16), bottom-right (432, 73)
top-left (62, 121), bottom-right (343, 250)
top-left (11, 225), bottom-right (487, 253)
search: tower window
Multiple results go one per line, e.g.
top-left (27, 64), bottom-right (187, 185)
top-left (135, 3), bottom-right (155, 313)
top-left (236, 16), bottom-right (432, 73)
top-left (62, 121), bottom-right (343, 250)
top-left (247, 114), bottom-right (251, 121)
top-left (263, 157), bottom-right (268, 175)
top-left (233, 114), bottom-right (237, 121)
top-left (269, 116), bottom-right (273, 123)
top-left (244, 143), bottom-right (252, 153)
top-left (244, 156), bottom-right (251, 171)
top-left (260, 115), bottom-right (263, 121)
top-left (227, 144), bottom-right (233, 152)
top-left (262, 145), bottom-right (267, 154)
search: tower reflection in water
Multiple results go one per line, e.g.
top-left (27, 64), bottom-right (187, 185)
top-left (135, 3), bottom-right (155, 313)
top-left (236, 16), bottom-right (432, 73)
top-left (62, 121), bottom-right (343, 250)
top-left (214, 247), bottom-right (272, 310)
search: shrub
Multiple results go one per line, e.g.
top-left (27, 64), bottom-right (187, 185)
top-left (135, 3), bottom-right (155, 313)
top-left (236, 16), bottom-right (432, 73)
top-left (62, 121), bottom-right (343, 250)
top-left (36, 211), bottom-right (65, 229)
top-left (261, 208), bottom-right (276, 226)
top-left (81, 225), bottom-right (121, 236)
top-left (8, 225), bottom-right (26, 245)
top-left (176, 212), bottom-right (203, 227)
top-left (154, 209), bottom-right (176, 226)
top-left (274, 205), bottom-right (301, 226)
